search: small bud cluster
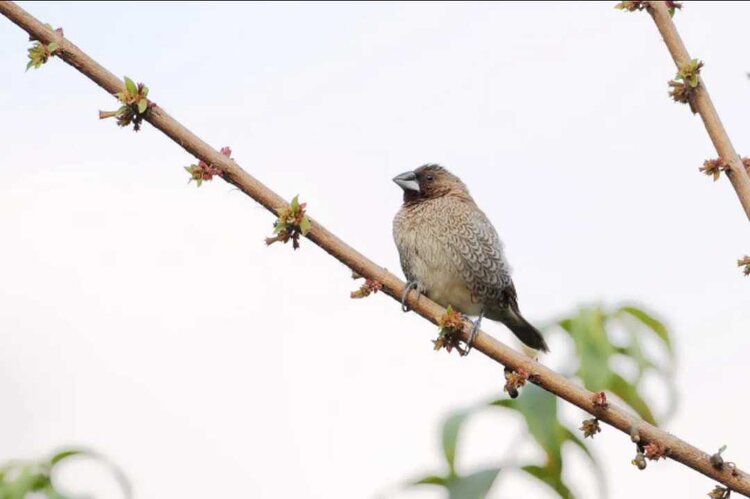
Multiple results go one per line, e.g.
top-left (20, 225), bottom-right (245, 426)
top-left (351, 278), bottom-right (383, 299)
top-left (579, 418), bottom-right (601, 439)
top-left (265, 195), bottom-right (312, 250)
top-left (592, 391), bottom-right (609, 410)
top-left (26, 26), bottom-right (63, 70)
top-left (503, 366), bottom-right (529, 399)
top-left (185, 146), bottom-right (232, 186)
top-left (629, 426), bottom-right (670, 471)
top-left (668, 59), bottom-right (704, 113)
top-left (433, 306), bottom-right (466, 355)
top-left (99, 76), bottom-right (155, 131)
top-left (708, 486), bottom-right (731, 499)
top-left (615, 1), bottom-right (682, 16)
top-left (700, 157), bottom-right (750, 182)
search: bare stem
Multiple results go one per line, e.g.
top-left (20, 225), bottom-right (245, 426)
top-left (1, 1), bottom-right (748, 495)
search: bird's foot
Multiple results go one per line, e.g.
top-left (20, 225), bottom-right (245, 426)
top-left (401, 280), bottom-right (420, 312)
top-left (461, 311), bottom-right (484, 357)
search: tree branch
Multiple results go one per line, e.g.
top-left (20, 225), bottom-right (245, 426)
top-left (1, 1), bottom-right (747, 495)
top-left (648, 0), bottom-right (750, 222)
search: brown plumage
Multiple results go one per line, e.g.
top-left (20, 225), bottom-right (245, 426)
top-left (392, 164), bottom-right (549, 353)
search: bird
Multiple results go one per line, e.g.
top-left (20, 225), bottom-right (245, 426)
top-left (392, 164), bottom-right (549, 354)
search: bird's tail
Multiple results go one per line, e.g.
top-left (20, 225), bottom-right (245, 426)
top-left (505, 313), bottom-right (549, 353)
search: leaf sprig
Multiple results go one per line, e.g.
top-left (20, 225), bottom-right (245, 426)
top-left (26, 26), bottom-right (63, 70)
top-left (615, 1), bottom-right (682, 16)
top-left (99, 76), bottom-right (154, 131)
top-left (265, 195), bottom-right (312, 250)
top-left (185, 146), bottom-right (232, 186)
top-left (668, 59), bottom-right (704, 113)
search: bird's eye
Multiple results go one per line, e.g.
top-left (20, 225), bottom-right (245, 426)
top-left (426, 175), bottom-right (434, 181)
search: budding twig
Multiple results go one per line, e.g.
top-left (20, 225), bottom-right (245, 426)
top-left (645, 0), bottom-right (750, 223)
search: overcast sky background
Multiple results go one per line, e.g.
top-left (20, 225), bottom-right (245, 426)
top-left (1, 2), bottom-right (749, 498)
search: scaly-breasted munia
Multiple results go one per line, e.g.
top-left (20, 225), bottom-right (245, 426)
top-left (392, 164), bottom-right (548, 353)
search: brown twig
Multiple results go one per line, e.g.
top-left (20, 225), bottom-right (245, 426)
top-left (646, 0), bottom-right (750, 222)
top-left (1, 1), bottom-right (748, 495)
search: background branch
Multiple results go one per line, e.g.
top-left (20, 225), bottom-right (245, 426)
top-left (648, 0), bottom-right (750, 221)
top-left (1, 0), bottom-right (747, 495)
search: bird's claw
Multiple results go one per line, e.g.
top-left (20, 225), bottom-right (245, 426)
top-left (401, 280), bottom-right (420, 312)
top-left (461, 311), bottom-right (484, 357)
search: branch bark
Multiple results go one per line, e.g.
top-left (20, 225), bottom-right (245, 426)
top-left (1, 1), bottom-right (748, 495)
top-left (648, 0), bottom-right (750, 222)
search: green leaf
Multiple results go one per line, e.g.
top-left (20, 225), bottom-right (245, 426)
top-left (412, 475), bottom-right (449, 486)
top-left (290, 195), bottom-right (300, 211)
top-left (138, 98), bottom-right (148, 114)
top-left (50, 449), bottom-right (85, 466)
top-left (142, 85), bottom-right (149, 97)
top-left (299, 215), bottom-right (312, 236)
top-left (609, 372), bottom-right (656, 424)
top-left (26, 60), bottom-right (34, 71)
top-left (559, 308), bottom-right (615, 389)
top-left (47, 42), bottom-right (59, 53)
top-left (124, 76), bottom-right (137, 94)
top-left (617, 306), bottom-right (672, 353)
top-left (446, 468), bottom-right (501, 499)
top-left (522, 464), bottom-right (573, 499)
top-left (442, 411), bottom-right (469, 473)
top-left (561, 427), bottom-right (607, 497)
top-left (492, 385), bottom-right (560, 460)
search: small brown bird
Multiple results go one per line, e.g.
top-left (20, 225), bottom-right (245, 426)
top-left (392, 164), bottom-right (548, 354)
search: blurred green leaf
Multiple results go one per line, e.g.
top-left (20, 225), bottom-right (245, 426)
top-left (492, 385), bottom-right (559, 460)
top-left (442, 411), bottom-right (468, 473)
top-left (608, 373), bottom-right (656, 424)
top-left (50, 449), bottom-right (85, 466)
top-left (559, 308), bottom-right (614, 389)
top-left (137, 98), bottom-right (148, 114)
top-left (522, 464), bottom-right (574, 499)
top-left (413, 475), bottom-right (449, 486)
top-left (617, 305), bottom-right (672, 353)
top-left (446, 467), bottom-right (501, 499)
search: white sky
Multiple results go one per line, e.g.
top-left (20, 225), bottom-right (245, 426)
top-left (1, 2), bottom-right (749, 498)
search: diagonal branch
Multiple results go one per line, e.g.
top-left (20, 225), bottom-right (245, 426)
top-left (647, 0), bottom-right (750, 221)
top-left (1, 1), bottom-right (748, 495)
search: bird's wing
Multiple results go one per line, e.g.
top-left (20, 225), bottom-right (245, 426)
top-left (447, 206), bottom-right (514, 303)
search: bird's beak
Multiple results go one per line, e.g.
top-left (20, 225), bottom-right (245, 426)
top-left (393, 171), bottom-right (420, 193)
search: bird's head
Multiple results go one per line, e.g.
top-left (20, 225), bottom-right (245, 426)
top-left (393, 164), bottom-right (471, 203)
